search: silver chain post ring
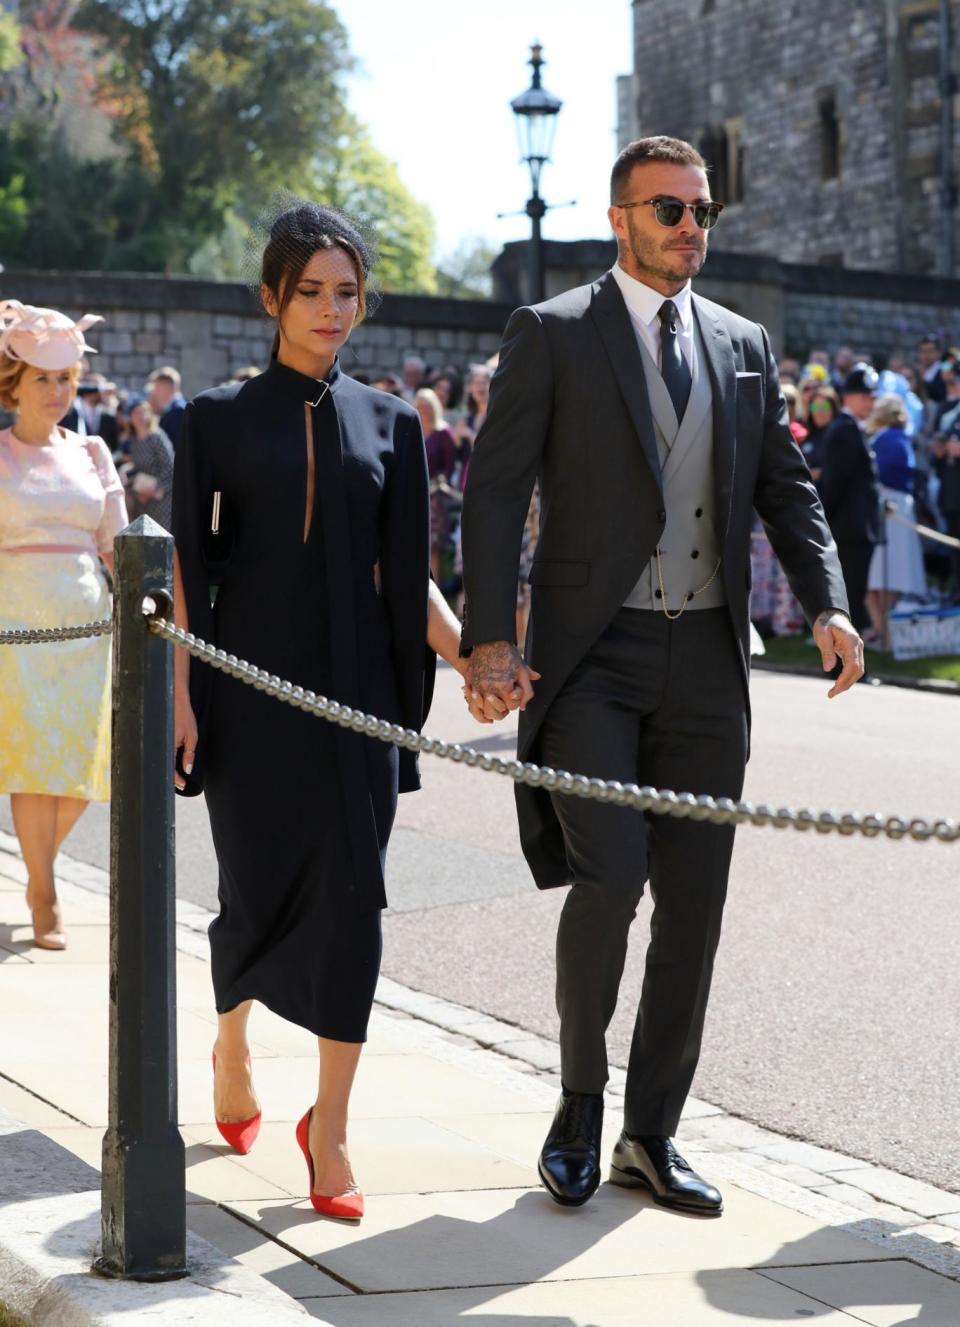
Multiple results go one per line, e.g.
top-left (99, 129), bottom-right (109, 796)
top-left (146, 614), bottom-right (960, 846)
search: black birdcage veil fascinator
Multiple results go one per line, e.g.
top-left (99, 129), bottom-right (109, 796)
top-left (245, 191), bottom-right (382, 330)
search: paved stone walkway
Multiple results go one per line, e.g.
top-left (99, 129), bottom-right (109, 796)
top-left (1, 831), bottom-right (960, 1324)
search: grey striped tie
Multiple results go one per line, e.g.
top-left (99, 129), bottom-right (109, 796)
top-left (658, 300), bottom-right (691, 422)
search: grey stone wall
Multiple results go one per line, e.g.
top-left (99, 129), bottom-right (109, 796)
top-left (622, 0), bottom-right (960, 276)
top-left (493, 239), bottom-right (960, 360)
top-left (0, 271), bottom-right (512, 398)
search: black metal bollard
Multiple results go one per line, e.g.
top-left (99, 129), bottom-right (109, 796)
top-left (95, 516), bottom-right (187, 1281)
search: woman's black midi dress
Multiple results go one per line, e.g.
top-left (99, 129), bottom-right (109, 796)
top-left (172, 357), bottom-right (435, 1040)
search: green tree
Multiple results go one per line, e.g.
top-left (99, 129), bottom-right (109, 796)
top-left (315, 123), bottom-right (437, 295)
top-left (71, 0), bottom-right (355, 268)
top-left (435, 235), bottom-right (497, 299)
top-left (0, 9), bottom-right (22, 73)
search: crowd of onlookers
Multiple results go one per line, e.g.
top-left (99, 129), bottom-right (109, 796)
top-left (756, 334), bottom-right (960, 649)
top-left (49, 333), bottom-right (960, 654)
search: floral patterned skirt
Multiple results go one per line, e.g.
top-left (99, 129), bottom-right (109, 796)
top-left (0, 550), bottom-right (111, 800)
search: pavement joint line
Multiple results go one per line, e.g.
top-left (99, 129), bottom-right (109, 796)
top-left (0, 1069), bottom-right (87, 1126)
top-left (5, 828), bottom-right (960, 1285)
top-left (209, 1201), bottom-right (366, 1296)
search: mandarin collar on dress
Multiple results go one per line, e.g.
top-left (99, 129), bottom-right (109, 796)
top-left (265, 354), bottom-right (342, 404)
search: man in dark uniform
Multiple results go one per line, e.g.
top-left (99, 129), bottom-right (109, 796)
top-left (819, 364), bottom-right (884, 633)
top-left (460, 136), bottom-right (863, 1217)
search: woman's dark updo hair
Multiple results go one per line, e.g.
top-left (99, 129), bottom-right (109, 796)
top-left (260, 203), bottom-right (376, 338)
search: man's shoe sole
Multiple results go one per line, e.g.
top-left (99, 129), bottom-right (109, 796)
top-left (538, 1158), bottom-right (600, 1207)
top-left (609, 1163), bottom-right (723, 1216)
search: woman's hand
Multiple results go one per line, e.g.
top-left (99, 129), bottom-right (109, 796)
top-left (174, 688), bottom-right (198, 790)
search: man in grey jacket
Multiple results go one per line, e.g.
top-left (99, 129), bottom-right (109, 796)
top-left (460, 136), bottom-right (862, 1216)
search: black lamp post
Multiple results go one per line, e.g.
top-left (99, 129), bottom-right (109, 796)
top-left (510, 43), bottom-right (563, 304)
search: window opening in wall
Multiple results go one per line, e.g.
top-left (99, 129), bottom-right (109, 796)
top-left (819, 92), bottom-right (841, 180)
top-left (699, 125), bottom-right (729, 203)
top-left (726, 116), bottom-right (745, 203)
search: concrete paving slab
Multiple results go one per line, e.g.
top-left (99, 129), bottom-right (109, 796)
top-left (430, 1111), bottom-right (615, 1171)
top-left (0, 1121), bottom-right (317, 1324)
top-left (0, 922), bottom-right (100, 964)
top-left (38, 1125), bottom-right (293, 1205)
top-left (186, 1203), bottom-right (354, 1300)
top-left (809, 1183), bottom-right (931, 1228)
top-left (186, 1117), bottom-right (538, 1199)
top-left (227, 1182), bottom-right (895, 1295)
top-left (294, 1269), bottom-right (860, 1324)
top-left (760, 1259), bottom-right (960, 1325)
top-left (836, 1167), bottom-right (960, 1219)
top-left (0, 1078), bottom-right (78, 1130)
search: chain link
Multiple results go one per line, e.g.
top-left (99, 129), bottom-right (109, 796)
top-left (0, 618), bottom-right (113, 645)
top-left (146, 615), bottom-right (960, 846)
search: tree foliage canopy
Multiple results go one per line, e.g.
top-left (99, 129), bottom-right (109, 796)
top-left (0, 0), bottom-right (440, 289)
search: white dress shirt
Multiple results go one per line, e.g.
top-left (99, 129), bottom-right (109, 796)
top-left (610, 263), bottom-right (695, 377)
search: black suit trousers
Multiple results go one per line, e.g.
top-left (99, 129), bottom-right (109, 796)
top-left (538, 606), bottom-right (748, 1136)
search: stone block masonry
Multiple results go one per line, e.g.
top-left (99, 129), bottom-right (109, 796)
top-left (0, 270), bottom-right (515, 398)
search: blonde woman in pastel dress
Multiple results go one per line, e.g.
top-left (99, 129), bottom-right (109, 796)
top-left (0, 301), bottom-right (127, 949)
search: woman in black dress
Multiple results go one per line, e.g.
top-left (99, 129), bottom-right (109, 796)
top-left (172, 204), bottom-right (480, 1220)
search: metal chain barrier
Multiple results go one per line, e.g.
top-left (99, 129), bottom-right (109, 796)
top-left (0, 617), bottom-right (113, 645)
top-left (146, 614), bottom-right (960, 845)
top-left (2, 607), bottom-right (956, 844)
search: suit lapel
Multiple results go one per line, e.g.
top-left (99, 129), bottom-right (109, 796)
top-left (588, 273), bottom-right (663, 495)
top-left (693, 294), bottom-right (736, 543)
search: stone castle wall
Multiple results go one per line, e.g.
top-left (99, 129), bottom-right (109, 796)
top-left (0, 271), bottom-right (512, 397)
top-left (622, 0), bottom-right (960, 277)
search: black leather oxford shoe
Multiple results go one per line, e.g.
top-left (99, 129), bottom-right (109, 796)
top-left (609, 1133), bottom-right (723, 1215)
top-left (538, 1091), bottom-right (604, 1207)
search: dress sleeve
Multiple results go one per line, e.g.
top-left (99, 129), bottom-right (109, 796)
top-left (380, 410), bottom-right (435, 789)
top-left (87, 436), bottom-right (129, 554)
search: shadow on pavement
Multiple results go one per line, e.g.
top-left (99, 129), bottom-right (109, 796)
top-left (698, 1222), bottom-right (958, 1325)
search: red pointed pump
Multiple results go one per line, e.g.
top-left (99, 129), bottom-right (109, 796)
top-left (211, 1051), bottom-right (261, 1155)
top-left (296, 1108), bottom-right (364, 1220)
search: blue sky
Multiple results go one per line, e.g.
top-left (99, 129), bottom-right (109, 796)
top-left (334, 1), bottom-right (633, 263)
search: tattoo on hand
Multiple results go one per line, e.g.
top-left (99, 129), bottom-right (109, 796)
top-left (467, 641), bottom-right (524, 694)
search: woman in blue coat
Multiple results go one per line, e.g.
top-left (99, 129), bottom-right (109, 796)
top-left (172, 204), bottom-right (477, 1220)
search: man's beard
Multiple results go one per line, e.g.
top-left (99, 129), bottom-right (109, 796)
top-left (629, 228), bottom-right (705, 285)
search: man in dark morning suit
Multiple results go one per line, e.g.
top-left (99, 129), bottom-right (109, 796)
top-left (818, 363), bottom-right (884, 633)
top-left (459, 137), bottom-right (864, 1216)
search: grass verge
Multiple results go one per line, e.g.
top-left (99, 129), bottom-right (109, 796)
top-left (758, 635), bottom-right (960, 686)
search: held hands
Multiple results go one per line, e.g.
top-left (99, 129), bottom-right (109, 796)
top-left (812, 610), bottom-right (864, 698)
top-left (174, 688), bottom-right (198, 790)
top-left (462, 641), bottom-right (541, 724)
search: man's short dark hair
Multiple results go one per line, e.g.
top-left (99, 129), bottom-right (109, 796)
top-left (918, 334), bottom-right (942, 351)
top-left (610, 136), bottom-right (707, 204)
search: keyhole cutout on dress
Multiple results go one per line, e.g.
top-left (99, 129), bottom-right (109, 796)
top-left (302, 403), bottom-right (316, 543)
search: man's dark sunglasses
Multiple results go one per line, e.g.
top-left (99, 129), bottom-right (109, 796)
top-left (616, 196), bottom-right (724, 230)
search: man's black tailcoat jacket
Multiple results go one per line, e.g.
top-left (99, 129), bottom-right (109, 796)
top-left (460, 270), bottom-right (849, 889)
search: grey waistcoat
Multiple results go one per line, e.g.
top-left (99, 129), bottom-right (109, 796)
top-left (623, 317), bottom-right (727, 612)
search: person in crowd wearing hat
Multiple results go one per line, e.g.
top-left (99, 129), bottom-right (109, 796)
top-left (77, 372), bottom-right (119, 452)
top-left (124, 394), bottom-right (174, 530)
top-left (0, 300), bottom-right (127, 950)
top-left (146, 365), bottom-right (188, 449)
top-left (819, 363), bottom-right (885, 632)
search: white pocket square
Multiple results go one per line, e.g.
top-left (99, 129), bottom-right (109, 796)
top-left (736, 371), bottom-right (761, 379)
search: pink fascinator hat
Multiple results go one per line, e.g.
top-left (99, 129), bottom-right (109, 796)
top-left (0, 299), bottom-right (103, 371)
